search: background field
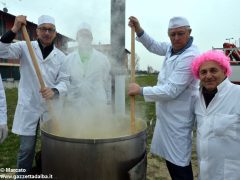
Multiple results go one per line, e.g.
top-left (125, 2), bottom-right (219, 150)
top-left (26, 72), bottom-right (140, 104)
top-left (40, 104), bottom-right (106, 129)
top-left (0, 75), bottom-right (198, 179)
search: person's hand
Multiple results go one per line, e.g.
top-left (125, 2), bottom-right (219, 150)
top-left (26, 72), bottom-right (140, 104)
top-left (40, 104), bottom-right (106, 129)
top-left (128, 16), bottom-right (144, 34)
top-left (40, 87), bottom-right (56, 100)
top-left (11, 15), bottom-right (27, 33)
top-left (0, 124), bottom-right (8, 144)
top-left (128, 83), bottom-right (141, 96)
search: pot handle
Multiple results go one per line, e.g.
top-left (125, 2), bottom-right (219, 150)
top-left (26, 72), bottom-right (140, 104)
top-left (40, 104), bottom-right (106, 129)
top-left (128, 151), bottom-right (147, 180)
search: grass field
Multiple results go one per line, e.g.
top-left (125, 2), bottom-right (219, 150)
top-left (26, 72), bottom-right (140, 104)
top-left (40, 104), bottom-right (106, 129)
top-left (0, 74), bottom-right (198, 179)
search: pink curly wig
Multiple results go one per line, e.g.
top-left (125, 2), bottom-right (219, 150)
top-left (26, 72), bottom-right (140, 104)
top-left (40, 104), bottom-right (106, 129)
top-left (191, 50), bottom-right (232, 79)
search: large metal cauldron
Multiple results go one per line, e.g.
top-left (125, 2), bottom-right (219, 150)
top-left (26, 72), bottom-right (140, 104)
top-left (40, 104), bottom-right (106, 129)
top-left (41, 121), bottom-right (147, 180)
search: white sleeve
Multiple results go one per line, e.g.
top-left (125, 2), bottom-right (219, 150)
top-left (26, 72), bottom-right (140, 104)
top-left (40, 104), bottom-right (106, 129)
top-left (143, 53), bottom-right (196, 102)
top-left (0, 75), bottom-right (7, 125)
top-left (0, 41), bottom-right (23, 60)
top-left (54, 54), bottom-right (70, 96)
top-left (136, 32), bottom-right (170, 56)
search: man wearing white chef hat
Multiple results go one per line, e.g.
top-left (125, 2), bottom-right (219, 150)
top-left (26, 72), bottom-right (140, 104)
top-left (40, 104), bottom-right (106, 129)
top-left (0, 14), bottom-right (69, 175)
top-left (64, 22), bottom-right (111, 114)
top-left (128, 16), bottom-right (199, 180)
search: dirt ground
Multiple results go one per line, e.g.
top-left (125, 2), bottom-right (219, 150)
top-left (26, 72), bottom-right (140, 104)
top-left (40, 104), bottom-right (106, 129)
top-left (146, 136), bottom-right (199, 180)
top-left (146, 153), bottom-right (198, 180)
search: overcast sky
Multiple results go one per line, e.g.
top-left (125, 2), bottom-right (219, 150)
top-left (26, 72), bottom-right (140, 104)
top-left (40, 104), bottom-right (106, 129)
top-left (2, 0), bottom-right (240, 70)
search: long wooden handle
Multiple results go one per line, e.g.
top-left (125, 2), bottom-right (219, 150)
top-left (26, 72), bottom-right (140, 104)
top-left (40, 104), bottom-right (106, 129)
top-left (21, 25), bottom-right (45, 89)
top-left (130, 27), bottom-right (135, 132)
top-left (21, 25), bottom-right (60, 132)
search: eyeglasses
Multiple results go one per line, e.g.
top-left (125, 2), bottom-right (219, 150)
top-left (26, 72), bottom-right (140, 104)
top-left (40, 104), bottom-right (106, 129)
top-left (38, 27), bottom-right (56, 33)
top-left (169, 31), bottom-right (186, 38)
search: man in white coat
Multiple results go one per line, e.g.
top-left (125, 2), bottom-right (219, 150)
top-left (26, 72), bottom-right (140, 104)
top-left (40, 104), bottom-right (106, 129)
top-left (0, 74), bottom-right (7, 144)
top-left (0, 15), bottom-right (69, 175)
top-left (191, 50), bottom-right (240, 180)
top-left (65, 23), bottom-right (111, 112)
top-left (128, 16), bottom-right (199, 179)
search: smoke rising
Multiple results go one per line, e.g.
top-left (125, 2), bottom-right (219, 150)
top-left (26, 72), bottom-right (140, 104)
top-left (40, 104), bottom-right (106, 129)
top-left (41, 0), bottom-right (146, 139)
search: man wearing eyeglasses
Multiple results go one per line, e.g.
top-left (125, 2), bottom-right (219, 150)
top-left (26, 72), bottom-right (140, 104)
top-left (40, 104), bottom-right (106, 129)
top-left (128, 16), bottom-right (199, 180)
top-left (0, 15), bottom-right (69, 175)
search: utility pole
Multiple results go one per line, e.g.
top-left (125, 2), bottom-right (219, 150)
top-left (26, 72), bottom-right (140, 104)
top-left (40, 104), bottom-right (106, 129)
top-left (111, 0), bottom-right (126, 116)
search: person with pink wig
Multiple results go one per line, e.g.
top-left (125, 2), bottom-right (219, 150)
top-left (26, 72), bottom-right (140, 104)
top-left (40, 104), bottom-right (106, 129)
top-left (191, 50), bottom-right (240, 180)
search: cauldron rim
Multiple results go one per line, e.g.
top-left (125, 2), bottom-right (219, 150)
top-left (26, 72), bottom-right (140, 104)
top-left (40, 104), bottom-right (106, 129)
top-left (41, 121), bottom-right (147, 144)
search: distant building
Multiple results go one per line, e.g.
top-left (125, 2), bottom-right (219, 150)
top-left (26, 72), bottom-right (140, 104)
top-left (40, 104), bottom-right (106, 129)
top-left (0, 10), bottom-right (73, 80)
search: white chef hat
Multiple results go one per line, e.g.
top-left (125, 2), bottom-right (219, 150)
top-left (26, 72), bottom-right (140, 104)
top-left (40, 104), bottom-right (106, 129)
top-left (78, 22), bottom-right (92, 32)
top-left (38, 15), bottom-right (55, 26)
top-left (168, 16), bottom-right (190, 29)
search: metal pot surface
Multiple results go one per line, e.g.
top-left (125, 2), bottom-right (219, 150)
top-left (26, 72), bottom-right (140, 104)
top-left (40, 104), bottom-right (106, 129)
top-left (41, 120), bottom-right (147, 180)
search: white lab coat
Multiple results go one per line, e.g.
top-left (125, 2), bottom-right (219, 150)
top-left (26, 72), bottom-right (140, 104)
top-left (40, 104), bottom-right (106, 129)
top-left (0, 74), bottom-right (7, 125)
top-left (65, 49), bottom-right (111, 110)
top-left (194, 78), bottom-right (240, 180)
top-left (137, 32), bottom-right (199, 166)
top-left (0, 41), bottom-right (69, 135)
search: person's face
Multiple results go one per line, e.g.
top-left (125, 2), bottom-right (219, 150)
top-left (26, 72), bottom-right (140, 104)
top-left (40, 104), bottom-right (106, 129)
top-left (77, 29), bottom-right (93, 49)
top-left (199, 61), bottom-right (226, 91)
top-left (168, 27), bottom-right (191, 52)
top-left (36, 23), bottom-right (56, 46)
